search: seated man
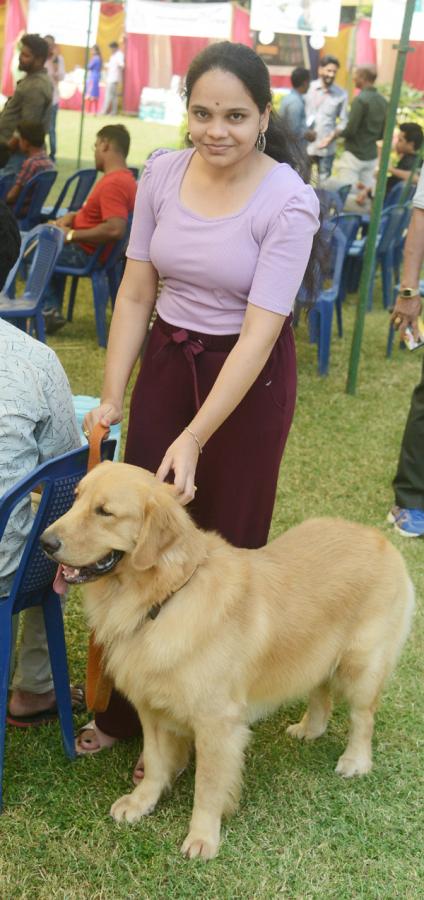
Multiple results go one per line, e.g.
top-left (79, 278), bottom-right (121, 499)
top-left (6, 120), bottom-right (56, 211)
top-left (43, 123), bottom-right (137, 334)
top-left (385, 122), bottom-right (423, 196)
top-left (0, 201), bottom-right (83, 725)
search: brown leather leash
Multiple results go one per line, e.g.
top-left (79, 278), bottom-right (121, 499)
top-left (85, 422), bottom-right (114, 713)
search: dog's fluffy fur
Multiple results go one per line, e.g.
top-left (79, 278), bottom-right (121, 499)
top-left (42, 462), bottom-right (414, 859)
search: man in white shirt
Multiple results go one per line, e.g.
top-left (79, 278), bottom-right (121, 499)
top-left (305, 55), bottom-right (348, 181)
top-left (102, 41), bottom-right (124, 116)
top-left (44, 35), bottom-right (65, 162)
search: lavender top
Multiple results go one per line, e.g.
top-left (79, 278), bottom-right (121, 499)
top-left (127, 148), bottom-right (320, 335)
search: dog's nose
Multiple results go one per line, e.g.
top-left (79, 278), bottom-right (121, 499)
top-left (40, 532), bottom-right (62, 555)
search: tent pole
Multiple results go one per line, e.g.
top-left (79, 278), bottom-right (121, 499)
top-left (76, 0), bottom-right (94, 169)
top-left (345, 0), bottom-right (416, 396)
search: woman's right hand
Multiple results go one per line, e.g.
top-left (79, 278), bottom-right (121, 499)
top-left (82, 401), bottom-right (123, 437)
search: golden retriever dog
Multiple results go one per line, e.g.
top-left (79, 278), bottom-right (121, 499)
top-left (41, 462), bottom-right (414, 860)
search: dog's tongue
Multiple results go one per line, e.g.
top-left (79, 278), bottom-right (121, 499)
top-left (53, 564), bottom-right (69, 595)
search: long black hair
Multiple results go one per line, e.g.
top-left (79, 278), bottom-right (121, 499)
top-left (185, 42), bottom-right (324, 298)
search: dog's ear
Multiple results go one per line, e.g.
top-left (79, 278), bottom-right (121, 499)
top-left (131, 494), bottom-right (180, 571)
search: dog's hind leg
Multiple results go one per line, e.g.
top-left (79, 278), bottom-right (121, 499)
top-left (110, 711), bottom-right (191, 824)
top-left (181, 716), bottom-right (250, 860)
top-left (286, 683), bottom-right (332, 741)
top-left (333, 659), bottom-right (383, 778)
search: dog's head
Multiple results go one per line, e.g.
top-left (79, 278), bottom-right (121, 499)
top-left (40, 462), bottom-right (193, 586)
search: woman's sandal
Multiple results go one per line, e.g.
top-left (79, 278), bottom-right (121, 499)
top-left (75, 720), bottom-right (118, 755)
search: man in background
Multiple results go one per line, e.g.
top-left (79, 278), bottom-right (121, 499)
top-left (6, 121), bottom-right (55, 210)
top-left (43, 123), bottom-right (136, 333)
top-left (102, 41), bottom-right (124, 116)
top-left (386, 122), bottom-right (423, 196)
top-left (336, 65), bottom-right (387, 199)
top-left (44, 35), bottom-right (65, 163)
top-left (305, 55), bottom-right (348, 181)
top-left (279, 67), bottom-right (316, 148)
top-left (0, 34), bottom-right (52, 176)
top-left (388, 165), bottom-right (424, 537)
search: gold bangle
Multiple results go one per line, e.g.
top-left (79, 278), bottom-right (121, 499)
top-left (185, 427), bottom-right (202, 454)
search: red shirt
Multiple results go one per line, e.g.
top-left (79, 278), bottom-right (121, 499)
top-left (74, 168), bottom-right (136, 256)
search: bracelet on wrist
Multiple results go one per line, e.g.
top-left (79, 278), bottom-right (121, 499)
top-left (184, 427), bottom-right (203, 455)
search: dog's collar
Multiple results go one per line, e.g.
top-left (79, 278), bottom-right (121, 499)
top-left (146, 564), bottom-right (199, 622)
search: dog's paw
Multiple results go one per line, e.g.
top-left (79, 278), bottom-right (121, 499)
top-left (335, 753), bottom-right (372, 778)
top-left (110, 792), bottom-right (155, 823)
top-left (286, 720), bottom-right (326, 741)
top-left (181, 830), bottom-right (219, 860)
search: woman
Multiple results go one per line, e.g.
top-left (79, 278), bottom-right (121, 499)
top-left (86, 45), bottom-right (102, 114)
top-left (78, 42), bottom-right (320, 770)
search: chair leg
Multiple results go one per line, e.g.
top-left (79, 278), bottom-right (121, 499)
top-left (317, 302), bottom-right (334, 376)
top-left (67, 277), bottom-right (79, 322)
top-left (381, 251), bottom-right (393, 310)
top-left (42, 592), bottom-right (76, 761)
top-left (308, 307), bottom-right (319, 344)
top-left (35, 311), bottom-right (46, 343)
top-left (0, 606), bottom-right (13, 812)
top-left (91, 271), bottom-right (110, 348)
top-left (386, 321), bottom-right (395, 358)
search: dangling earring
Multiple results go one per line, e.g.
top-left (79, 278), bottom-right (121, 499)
top-left (256, 131), bottom-right (266, 152)
top-left (186, 131), bottom-right (193, 145)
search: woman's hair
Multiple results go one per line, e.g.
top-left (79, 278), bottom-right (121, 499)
top-left (184, 42), bottom-right (324, 298)
top-left (0, 202), bottom-right (21, 291)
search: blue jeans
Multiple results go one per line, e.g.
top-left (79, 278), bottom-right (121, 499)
top-left (49, 103), bottom-right (58, 161)
top-left (42, 243), bottom-right (92, 312)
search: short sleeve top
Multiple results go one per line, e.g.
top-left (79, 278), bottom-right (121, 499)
top-left (127, 148), bottom-right (320, 335)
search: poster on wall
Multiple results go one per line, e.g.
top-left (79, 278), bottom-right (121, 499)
top-left (250, 0), bottom-right (342, 38)
top-left (27, 0), bottom-right (101, 47)
top-left (371, 0), bottom-right (424, 41)
top-left (126, 0), bottom-right (232, 39)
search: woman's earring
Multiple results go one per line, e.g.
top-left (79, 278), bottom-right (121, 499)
top-left (187, 131), bottom-right (192, 144)
top-left (256, 131), bottom-right (266, 152)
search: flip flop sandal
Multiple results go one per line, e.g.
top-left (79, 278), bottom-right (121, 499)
top-left (7, 683), bottom-right (86, 728)
top-left (75, 720), bottom-right (117, 755)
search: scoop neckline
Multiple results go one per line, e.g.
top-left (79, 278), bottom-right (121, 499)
top-left (177, 148), bottom-right (282, 223)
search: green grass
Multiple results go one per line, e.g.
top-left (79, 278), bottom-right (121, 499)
top-left (1, 121), bottom-right (423, 897)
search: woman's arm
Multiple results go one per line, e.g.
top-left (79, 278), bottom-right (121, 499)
top-left (84, 258), bottom-right (158, 430)
top-left (157, 303), bottom-right (286, 503)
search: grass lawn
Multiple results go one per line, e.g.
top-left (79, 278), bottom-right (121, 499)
top-left (1, 119), bottom-right (423, 897)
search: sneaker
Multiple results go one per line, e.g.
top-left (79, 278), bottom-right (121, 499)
top-left (387, 506), bottom-right (402, 525)
top-left (43, 308), bottom-right (67, 335)
top-left (391, 507), bottom-right (424, 538)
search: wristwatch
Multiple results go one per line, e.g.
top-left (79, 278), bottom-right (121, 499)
top-left (65, 229), bottom-right (75, 243)
top-left (399, 288), bottom-right (419, 299)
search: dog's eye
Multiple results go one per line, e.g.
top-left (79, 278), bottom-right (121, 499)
top-left (95, 505), bottom-right (114, 517)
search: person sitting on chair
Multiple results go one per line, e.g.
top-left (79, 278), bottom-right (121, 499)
top-left (5, 120), bottom-right (56, 212)
top-left (42, 123), bottom-right (136, 334)
top-left (0, 201), bottom-right (84, 726)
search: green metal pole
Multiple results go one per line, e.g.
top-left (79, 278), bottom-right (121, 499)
top-left (76, 0), bottom-right (94, 169)
top-left (345, 0), bottom-right (416, 396)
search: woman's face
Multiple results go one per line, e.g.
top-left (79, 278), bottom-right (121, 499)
top-left (187, 69), bottom-right (270, 168)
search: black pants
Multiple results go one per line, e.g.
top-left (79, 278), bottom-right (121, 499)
top-left (393, 356), bottom-right (424, 510)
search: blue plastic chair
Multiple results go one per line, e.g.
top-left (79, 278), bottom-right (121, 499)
top-left (333, 212), bottom-right (363, 337)
top-left (386, 279), bottom-right (424, 357)
top-left (40, 168), bottom-right (97, 221)
top-left (384, 181), bottom-right (416, 209)
top-left (0, 439), bottom-right (116, 810)
top-left (55, 217), bottom-right (132, 348)
top-left (315, 187), bottom-right (345, 218)
top-left (13, 170), bottom-right (57, 230)
top-left (305, 225), bottom-right (348, 375)
top-left (0, 173), bottom-right (14, 201)
top-left (0, 225), bottom-right (64, 341)
top-left (367, 204), bottom-right (412, 311)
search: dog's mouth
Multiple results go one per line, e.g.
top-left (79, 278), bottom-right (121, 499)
top-left (59, 549), bottom-right (125, 584)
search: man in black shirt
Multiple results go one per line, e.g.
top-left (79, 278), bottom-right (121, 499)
top-left (385, 122), bottom-right (423, 197)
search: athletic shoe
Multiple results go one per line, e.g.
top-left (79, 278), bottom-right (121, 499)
top-left (387, 506), bottom-right (402, 525)
top-left (391, 507), bottom-right (424, 537)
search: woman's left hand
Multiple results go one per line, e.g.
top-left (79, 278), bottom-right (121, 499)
top-left (156, 430), bottom-right (200, 505)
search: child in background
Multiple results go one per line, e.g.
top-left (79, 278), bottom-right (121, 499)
top-left (6, 120), bottom-right (56, 210)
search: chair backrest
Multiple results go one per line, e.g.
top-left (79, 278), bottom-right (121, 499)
top-left (326, 225), bottom-right (348, 294)
top-left (103, 214), bottom-right (133, 272)
top-left (384, 181), bottom-right (415, 209)
top-left (0, 173), bottom-right (14, 202)
top-left (0, 441), bottom-right (116, 611)
top-left (50, 168), bottom-right (97, 218)
top-left (315, 188), bottom-right (344, 218)
top-left (335, 183), bottom-right (352, 206)
top-left (3, 225), bottom-right (64, 302)
top-left (128, 166), bottom-right (139, 180)
top-left (13, 170), bottom-right (57, 229)
top-left (377, 204), bottom-right (411, 255)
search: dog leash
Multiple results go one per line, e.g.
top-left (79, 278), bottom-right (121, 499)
top-left (85, 422), bottom-right (114, 713)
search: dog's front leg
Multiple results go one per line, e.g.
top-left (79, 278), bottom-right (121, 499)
top-left (181, 716), bottom-right (250, 860)
top-left (111, 710), bottom-right (190, 824)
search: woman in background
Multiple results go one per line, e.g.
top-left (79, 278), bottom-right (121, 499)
top-left (86, 45), bottom-right (102, 115)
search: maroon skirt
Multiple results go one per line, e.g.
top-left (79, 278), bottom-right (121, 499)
top-left (95, 313), bottom-right (297, 738)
